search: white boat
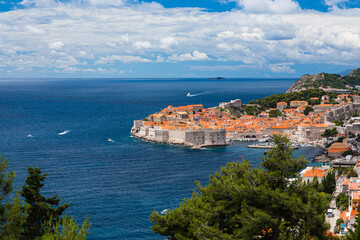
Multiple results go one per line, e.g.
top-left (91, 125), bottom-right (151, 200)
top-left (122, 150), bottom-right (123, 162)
top-left (27, 134), bottom-right (33, 138)
top-left (58, 130), bottom-right (70, 135)
top-left (108, 138), bottom-right (114, 142)
top-left (186, 92), bottom-right (191, 97)
top-left (161, 209), bottom-right (169, 215)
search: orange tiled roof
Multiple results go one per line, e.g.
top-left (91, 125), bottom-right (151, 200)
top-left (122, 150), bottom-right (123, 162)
top-left (349, 182), bottom-right (360, 190)
top-left (303, 168), bottom-right (327, 178)
top-left (328, 142), bottom-right (350, 153)
top-left (340, 210), bottom-right (358, 220)
top-left (352, 191), bottom-right (360, 200)
top-left (342, 179), bottom-right (350, 186)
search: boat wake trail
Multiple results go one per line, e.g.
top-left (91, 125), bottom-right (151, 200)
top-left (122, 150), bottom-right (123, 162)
top-left (186, 91), bottom-right (214, 97)
top-left (58, 130), bottom-right (71, 135)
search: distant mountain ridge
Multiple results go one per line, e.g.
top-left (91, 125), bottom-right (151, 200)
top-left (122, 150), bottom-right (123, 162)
top-left (286, 68), bottom-right (360, 93)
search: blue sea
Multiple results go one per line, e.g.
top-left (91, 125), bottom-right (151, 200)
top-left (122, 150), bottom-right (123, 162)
top-left (0, 78), bottom-right (324, 239)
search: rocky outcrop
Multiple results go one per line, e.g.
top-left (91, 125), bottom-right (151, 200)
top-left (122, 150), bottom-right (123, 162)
top-left (286, 73), bottom-right (325, 93)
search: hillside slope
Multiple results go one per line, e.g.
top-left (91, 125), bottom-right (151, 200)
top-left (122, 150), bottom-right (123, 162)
top-left (286, 68), bottom-right (360, 93)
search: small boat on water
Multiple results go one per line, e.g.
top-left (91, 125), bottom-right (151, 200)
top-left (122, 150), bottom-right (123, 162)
top-left (186, 92), bottom-right (191, 97)
top-left (27, 134), bottom-right (33, 138)
top-left (108, 138), bottom-right (113, 142)
top-left (191, 145), bottom-right (207, 150)
top-left (248, 142), bottom-right (299, 149)
top-left (58, 130), bottom-right (70, 135)
top-left (161, 209), bottom-right (169, 215)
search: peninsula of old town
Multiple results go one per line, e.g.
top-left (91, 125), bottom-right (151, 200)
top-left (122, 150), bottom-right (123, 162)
top-left (132, 68), bottom-right (360, 149)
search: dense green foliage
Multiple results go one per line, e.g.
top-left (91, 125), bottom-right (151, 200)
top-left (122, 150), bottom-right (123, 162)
top-left (150, 135), bottom-right (331, 239)
top-left (299, 70), bottom-right (360, 90)
top-left (269, 109), bottom-right (282, 118)
top-left (0, 156), bottom-right (91, 239)
top-left (0, 155), bottom-right (15, 227)
top-left (249, 89), bottom-right (336, 109)
top-left (334, 218), bottom-right (344, 234)
top-left (41, 216), bottom-right (91, 240)
top-left (342, 149), bottom-right (358, 157)
top-left (309, 98), bottom-right (320, 106)
top-left (336, 192), bottom-right (349, 211)
top-left (332, 120), bottom-right (344, 127)
top-left (304, 106), bottom-right (314, 116)
top-left (321, 170), bottom-right (336, 195)
top-left (348, 131), bottom-right (356, 138)
top-left (321, 128), bottom-right (338, 138)
top-left (244, 105), bottom-right (263, 116)
top-left (336, 167), bottom-right (359, 178)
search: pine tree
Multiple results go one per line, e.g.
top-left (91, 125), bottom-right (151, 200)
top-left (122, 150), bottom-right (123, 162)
top-left (21, 167), bottom-right (70, 240)
top-left (0, 155), bottom-right (15, 220)
top-left (322, 170), bottom-right (336, 195)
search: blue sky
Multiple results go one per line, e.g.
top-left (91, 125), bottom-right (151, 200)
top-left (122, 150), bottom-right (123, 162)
top-left (0, 0), bottom-right (360, 78)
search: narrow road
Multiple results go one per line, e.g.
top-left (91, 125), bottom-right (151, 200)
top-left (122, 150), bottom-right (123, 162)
top-left (326, 176), bottom-right (343, 232)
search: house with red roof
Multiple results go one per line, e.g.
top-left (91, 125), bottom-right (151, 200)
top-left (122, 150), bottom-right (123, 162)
top-left (300, 166), bottom-right (329, 183)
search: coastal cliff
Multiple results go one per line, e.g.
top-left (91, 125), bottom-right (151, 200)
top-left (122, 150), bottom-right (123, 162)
top-left (286, 68), bottom-right (360, 93)
top-left (286, 73), bottom-right (325, 93)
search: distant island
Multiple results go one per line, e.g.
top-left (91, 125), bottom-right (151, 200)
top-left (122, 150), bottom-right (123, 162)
top-left (208, 77), bottom-right (226, 80)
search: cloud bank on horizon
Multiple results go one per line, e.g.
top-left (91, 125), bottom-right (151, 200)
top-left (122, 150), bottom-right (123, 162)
top-left (0, 0), bottom-right (360, 77)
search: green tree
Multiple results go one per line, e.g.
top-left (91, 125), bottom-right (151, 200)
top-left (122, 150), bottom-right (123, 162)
top-left (336, 192), bottom-right (349, 211)
top-left (348, 131), bottom-right (356, 138)
top-left (269, 109), bottom-right (282, 118)
top-left (304, 106), bottom-right (314, 115)
top-left (333, 120), bottom-right (344, 127)
top-left (244, 105), bottom-right (261, 116)
top-left (21, 167), bottom-right (70, 240)
top-left (346, 168), bottom-right (358, 178)
top-left (0, 155), bottom-right (21, 239)
top-left (0, 155), bottom-right (16, 224)
top-left (0, 156), bottom-right (91, 239)
top-left (41, 216), bottom-right (91, 240)
top-left (321, 170), bottom-right (336, 194)
top-left (322, 128), bottom-right (338, 138)
top-left (0, 192), bottom-right (28, 239)
top-left (150, 135), bottom-right (331, 239)
top-left (342, 149), bottom-right (357, 157)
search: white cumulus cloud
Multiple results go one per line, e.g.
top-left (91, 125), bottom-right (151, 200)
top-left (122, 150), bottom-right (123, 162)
top-left (168, 51), bottom-right (210, 61)
top-left (160, 37), bottom-right (178, 49)
top-left (97, 55), bottom-right (152, 64)
top-left (0, 0), bottom-right (359, 76)
top-left (270, 64), bottom-right (295, 73)
top-left (48, 41), bottom-right (64, 50)
top-left (134, 41), bottom-right (152, 49)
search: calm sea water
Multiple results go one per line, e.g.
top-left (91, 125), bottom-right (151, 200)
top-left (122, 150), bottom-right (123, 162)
top-left (0, 78), bottom-right (323, 239)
